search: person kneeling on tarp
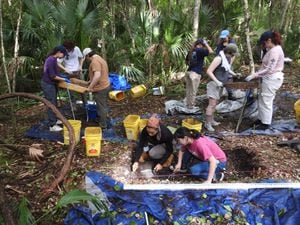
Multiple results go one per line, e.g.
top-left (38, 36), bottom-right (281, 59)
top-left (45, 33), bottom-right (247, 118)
top-left (173, 127), bottom-right (227, 183)
top-left (132, 115), bottom-right (174, 173)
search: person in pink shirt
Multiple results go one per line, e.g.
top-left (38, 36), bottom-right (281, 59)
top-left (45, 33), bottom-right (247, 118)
top-left (173, 127), bottom-right (227, 183)
top-left (245, 31), bottom-right (284, 130)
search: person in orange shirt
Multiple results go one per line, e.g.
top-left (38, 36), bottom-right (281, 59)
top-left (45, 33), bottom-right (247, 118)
top-left (83, 48), bottom-right (111, 128)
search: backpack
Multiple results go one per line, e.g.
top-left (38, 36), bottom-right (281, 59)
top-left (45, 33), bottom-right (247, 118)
top-left (186, 50), bottom-right (198, 67)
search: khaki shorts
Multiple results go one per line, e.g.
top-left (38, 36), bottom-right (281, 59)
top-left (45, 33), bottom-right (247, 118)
top-left (206, 81), bottom-right (227, 100)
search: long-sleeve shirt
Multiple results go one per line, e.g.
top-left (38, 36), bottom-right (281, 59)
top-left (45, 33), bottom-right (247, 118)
top-left (256, 45), bottom-right (284, 77)
top-left (134, 124), bottom-right (174, 165)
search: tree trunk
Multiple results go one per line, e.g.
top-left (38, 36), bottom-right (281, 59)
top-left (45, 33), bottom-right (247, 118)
top-left (243, 0), bottom-right (255, 73)
top-left (279, 0), bottom-right (290, 31)
top-left (192, 0), bottom-right (201, 39)
top-left (11, 1), bottom-right (22, 93)
top-left (0, 0), bottom-right (11, 93)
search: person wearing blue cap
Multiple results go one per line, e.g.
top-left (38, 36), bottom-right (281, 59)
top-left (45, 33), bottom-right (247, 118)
top-left (215, 29), bottom-right (235, 55)
top-left (41, 45), bottom-right (70, 132)
top-left (185, 38), bottom-right (213, 109)
top-left (215, 29), bottom-right (237, 100)
top-left (245, 31), bottom-right (285, 130)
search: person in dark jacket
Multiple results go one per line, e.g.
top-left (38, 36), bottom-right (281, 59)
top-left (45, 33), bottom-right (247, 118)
top-left (185, 38), bottom-right (213, 109)
top-left (132, 115), bottom-right (174, 173)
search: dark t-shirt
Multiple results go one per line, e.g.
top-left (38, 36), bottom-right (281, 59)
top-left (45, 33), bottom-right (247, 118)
top-left (42, 56), bottom-right (59, 84)
top-left (134, 124), bottom-right (173, 165)
top-left (187, 47), bottom-right (209, 75)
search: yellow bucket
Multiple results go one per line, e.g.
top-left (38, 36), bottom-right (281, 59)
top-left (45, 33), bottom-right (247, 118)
top-left (123, 115), bottom-right (140, 140)
top-left (85, 127), bottom-right (102, 157)
top-left (182, 118), bottom-right (202, 132)
top-left (109, 90), bottom-right (125, 101)
top-left (294, 99), bottom-right (300, 125)
top-left (139, 119), bottom-right (148, 133)
top-left (63, 120), bottom-right (82, 145)
top-left (130, 85), bottom-right (146, 98)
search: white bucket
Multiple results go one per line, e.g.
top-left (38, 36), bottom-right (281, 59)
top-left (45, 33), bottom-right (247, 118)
top-left (153, 86), bottom-right (165, 95)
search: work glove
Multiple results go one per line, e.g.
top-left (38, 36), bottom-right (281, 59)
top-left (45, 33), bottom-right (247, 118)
top-left (132, 162), bottom-right (139, 172)
top-left (234, 72), bottom-right (242, 79)
top-left (64, 78), bottom-right (71, 83)
top-left (214, 80), bottom-right (223, 87)
top-left (245, 74), bottom-right (257, 82)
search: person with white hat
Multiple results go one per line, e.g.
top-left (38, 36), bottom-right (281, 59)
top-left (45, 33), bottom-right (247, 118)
top-left (82, 47), bottom-right (111, 129)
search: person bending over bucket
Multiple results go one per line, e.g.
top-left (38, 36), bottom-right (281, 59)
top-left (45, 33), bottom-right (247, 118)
top-left (173, 127), bottom-right (227, 183)
top-left (132, 115), bottom-right (174, 173)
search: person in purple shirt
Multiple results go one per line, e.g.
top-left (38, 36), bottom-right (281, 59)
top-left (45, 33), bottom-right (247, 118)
top-left (41, 45), bottom-right (69, 132)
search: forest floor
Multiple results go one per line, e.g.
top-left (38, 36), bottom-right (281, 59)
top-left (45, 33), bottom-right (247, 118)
top-left (0, 62), bottom-right (300, 223)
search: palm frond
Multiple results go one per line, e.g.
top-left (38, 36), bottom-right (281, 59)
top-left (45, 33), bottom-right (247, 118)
top-left (18, 197), bottom-right (37, 225)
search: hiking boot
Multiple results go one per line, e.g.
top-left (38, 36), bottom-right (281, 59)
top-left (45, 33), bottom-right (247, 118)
top-left (49, 125), bottom-right (63, 132)
top-left (211, 120), bottom-right (221, 126)
top-left (205, 123), bottom-right (215, 132)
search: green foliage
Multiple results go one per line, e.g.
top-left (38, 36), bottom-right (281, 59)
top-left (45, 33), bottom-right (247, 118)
top-left (54, 189), bottom-right (109, 213)
top-left (18, 198), bottom-right (37, 225)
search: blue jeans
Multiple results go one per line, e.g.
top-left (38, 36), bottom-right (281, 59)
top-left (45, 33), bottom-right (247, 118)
top-left (41, 80), bottom-right (58, 127)
top-left (182, 150), bottom-right (226, 179)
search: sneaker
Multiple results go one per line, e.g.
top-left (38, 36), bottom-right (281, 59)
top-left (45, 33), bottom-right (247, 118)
top-left (211, 120), bottom-right (221, 126)
top-left (56, 120), bottom-right (63, 125)
top-left (205, 123), bottom-right (215, 132)
top-left (49, 125), bottom-right (63, 132)
top-left (255, 123), bottom-right (270, 130)
top-left (213, 172), bottom-right (225, 182)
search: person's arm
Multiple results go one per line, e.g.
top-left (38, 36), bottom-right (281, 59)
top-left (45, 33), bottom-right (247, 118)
top-left (204, 155), bottom-right (218, 183)
top-left (256, 50), bottom-right (281, 76)
top-left (57, 61), bottom-right (72, 75)
top-left (206, 57), bottom-right (223, 86)
top-left (157, 128), bottom-right (173, 165)
top-left (87, 71), bottom-right (101, 91)
top-left (174, 149), bottom-right (184, 172)
top-left (203, 40), bottom-right (213, 54)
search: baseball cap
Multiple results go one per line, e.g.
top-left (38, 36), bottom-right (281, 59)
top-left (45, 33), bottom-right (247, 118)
top-left (195, 38), bottom-right (204, 45)
top-left (219, 30), bottom-right (230, 38)
top-left (83, 47), bottom-right (93, 57)
top-left (56, 45), bottom-right (68, 57)
top-left (224, 43), bottom-right (238, 55)
top-left (259, 31), bottom-right (273, 45)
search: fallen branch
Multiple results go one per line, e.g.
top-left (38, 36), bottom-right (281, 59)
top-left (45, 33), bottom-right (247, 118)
top-left (0, 182), bottom-right (17, 225)
top-left (0, 92), bottom-right (76, 200)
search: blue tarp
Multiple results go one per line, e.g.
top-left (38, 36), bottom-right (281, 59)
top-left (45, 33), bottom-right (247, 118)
top-left (64, 171), bottom-right (300, 225)
top-left (109, 73), bottom-right (131, 91)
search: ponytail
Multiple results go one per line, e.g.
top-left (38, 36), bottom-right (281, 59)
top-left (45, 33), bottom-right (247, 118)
top-left (272, 31), bottom-right (283, 46)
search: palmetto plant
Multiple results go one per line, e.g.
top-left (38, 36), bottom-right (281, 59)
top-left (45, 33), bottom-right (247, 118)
top-left (52, 0), bottom-right (100, 50)
top-left (17, 189), bottom-right (111, 225)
